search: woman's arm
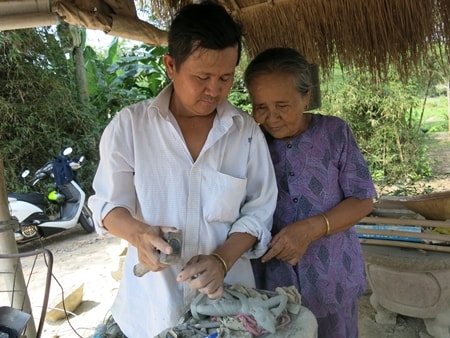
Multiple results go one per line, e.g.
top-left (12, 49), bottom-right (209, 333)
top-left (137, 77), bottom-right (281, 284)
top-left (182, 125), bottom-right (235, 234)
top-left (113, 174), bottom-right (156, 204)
top-left (261, 197), bottom-right (373, 265)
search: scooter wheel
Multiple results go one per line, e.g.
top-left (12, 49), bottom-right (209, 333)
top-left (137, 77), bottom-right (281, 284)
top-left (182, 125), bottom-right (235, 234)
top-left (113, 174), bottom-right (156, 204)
top-left (79, 205), bottom-right (95, 233)
top-left (22, 225), bottom-right (39, 238)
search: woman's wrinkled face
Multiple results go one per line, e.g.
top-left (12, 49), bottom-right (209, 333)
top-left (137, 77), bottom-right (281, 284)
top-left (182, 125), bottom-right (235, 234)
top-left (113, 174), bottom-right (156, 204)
top-left (164, 46), bottom-right (238, 117)
top-left (247, 72), bottom-right (310, 140)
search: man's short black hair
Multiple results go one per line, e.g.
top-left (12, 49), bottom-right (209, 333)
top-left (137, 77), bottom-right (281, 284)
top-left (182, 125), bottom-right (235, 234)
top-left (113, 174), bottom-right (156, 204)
top-left (168, 1), bottom-right (243, 69)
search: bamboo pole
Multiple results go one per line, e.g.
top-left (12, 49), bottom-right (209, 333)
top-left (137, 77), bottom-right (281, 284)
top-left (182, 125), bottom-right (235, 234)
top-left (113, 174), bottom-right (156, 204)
top-left (356, 228), bottom-right (450, 243)
top-left (360, 238), bottom-right (450, 254)
top-left (358, 215), bottom-right (450, 253)
top-left (360, 216), bottom-right (450, 229)
top-left (0, 156), bottom-right (37, 336)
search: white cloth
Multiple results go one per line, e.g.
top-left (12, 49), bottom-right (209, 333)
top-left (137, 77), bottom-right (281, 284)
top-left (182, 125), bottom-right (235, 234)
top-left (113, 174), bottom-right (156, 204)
top-left (88, 84), bottom-right (277, 338)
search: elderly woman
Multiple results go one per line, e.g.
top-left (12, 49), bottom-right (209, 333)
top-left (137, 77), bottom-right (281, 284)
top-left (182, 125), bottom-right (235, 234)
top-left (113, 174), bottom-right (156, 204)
top-left (244, 47), bottom-right (377, 338)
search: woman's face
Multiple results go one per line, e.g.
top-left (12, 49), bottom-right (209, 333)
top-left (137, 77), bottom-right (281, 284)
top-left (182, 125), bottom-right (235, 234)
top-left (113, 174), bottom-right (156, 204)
top-left (248, 72), bottom-right (311, 140)
top-left (164, 46), bottom-right (238, 117)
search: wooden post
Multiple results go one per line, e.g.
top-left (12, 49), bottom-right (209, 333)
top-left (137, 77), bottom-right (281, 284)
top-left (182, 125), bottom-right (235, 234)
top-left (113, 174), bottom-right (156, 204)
top-left (0, 156), bottom-right (37, 336)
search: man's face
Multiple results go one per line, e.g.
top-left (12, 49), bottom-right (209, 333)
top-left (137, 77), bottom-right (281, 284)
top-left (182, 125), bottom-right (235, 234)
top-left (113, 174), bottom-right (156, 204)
top-left (164, 45), bottom-right (238, 117)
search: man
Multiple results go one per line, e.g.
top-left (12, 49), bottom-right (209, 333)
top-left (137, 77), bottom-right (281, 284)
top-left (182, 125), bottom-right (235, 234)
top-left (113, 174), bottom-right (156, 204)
top-left (88, 2), bottom-right (277, 337)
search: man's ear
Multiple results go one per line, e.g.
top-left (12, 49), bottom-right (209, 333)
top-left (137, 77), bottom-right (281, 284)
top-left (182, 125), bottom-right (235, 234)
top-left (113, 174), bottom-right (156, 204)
top-left (163, 54), bottom-right (175, 79)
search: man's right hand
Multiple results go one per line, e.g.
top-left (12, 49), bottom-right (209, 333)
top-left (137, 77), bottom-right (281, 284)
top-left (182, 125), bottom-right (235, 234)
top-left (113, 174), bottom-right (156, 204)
top-left (103, 207), bottom-right (176, 273)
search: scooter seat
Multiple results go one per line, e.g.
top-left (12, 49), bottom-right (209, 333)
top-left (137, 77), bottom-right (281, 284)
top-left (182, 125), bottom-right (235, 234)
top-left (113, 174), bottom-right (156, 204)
top-left (8, 192), bottom-right (49, 210)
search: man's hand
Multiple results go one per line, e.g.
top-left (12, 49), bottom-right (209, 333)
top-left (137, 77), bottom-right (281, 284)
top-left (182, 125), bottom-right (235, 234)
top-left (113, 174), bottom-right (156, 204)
top-left (134, 226), bottom-right (179, 273)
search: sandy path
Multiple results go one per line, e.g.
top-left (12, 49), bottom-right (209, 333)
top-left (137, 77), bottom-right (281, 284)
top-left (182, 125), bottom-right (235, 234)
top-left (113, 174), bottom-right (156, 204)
top-left (16, 229), bottom-right (122, 338)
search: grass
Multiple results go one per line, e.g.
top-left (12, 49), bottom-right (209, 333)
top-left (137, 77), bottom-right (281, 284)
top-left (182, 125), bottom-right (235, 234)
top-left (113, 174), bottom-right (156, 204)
top-left (418, 95), bottom-right (449, 133)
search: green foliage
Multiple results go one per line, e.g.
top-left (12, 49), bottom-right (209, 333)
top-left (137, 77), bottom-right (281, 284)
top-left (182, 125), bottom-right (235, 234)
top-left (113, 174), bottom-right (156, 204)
top-left (0, 29), bottom-right (170, 197)
top-left (418, 95), bottom-right (448, 132)
top-left (228, 77), bottom-right (251, 114)
top-left (2, 26), bottom-right (446, 199)
top-left (0, 28), bottom-right (100, 194)
top-left (321, 69), bottom-right (433, 185)
top-left (228, 87), bottom-right (251, 114)
top-left (84, 39), bottom-right (170, 123)
top-left (229, 53), bottom-right (252, 113)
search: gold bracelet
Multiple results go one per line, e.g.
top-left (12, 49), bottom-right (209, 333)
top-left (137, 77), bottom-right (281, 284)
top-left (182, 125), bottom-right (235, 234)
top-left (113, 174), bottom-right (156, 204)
top-left (321, 213), bottom-right (331, 236)
top-left (211, 253), bottom-right (228, 276)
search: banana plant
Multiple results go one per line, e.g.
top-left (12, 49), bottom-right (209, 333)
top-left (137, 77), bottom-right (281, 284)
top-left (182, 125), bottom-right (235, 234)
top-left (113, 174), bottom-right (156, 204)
top-left (83, 38), bottom-right (169, 124)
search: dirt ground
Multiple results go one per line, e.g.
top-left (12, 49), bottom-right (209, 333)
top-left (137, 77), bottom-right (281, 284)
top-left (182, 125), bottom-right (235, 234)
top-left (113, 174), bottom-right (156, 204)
top-left (11, 132), bottom-right (450, 338)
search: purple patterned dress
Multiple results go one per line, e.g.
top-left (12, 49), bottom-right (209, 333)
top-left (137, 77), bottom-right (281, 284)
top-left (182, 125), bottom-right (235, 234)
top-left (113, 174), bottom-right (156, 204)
top-left (252, 114), bottom-right (377, 337)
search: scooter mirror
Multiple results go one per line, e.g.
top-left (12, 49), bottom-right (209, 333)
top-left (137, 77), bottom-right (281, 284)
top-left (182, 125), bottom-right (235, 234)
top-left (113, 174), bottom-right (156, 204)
top-left (63, 147), bottom-right (73, 156)
top-left (21, 170), bottom-right (30, 178)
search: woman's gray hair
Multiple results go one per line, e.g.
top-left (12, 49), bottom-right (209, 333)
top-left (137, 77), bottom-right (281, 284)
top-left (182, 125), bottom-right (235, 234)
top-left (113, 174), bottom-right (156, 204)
top-left (244, 47), bottom-right (312, 96)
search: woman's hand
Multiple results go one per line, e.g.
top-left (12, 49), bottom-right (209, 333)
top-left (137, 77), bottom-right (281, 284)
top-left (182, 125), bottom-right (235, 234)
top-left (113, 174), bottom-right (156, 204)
top-left (261, 221), bottom-right (315, 265)
top-left (177, 254), bottom-right (226, 299)
top-left (261, 198), bottom-right (375, 266)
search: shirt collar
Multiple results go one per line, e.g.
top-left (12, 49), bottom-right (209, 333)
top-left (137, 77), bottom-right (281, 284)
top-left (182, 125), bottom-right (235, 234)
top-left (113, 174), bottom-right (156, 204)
top-left (149, 83), bottom-right (244, 127)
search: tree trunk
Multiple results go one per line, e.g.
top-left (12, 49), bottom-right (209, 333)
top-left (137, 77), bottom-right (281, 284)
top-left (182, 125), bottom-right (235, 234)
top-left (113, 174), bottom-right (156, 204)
top-left (447, 80), bottom-right (450, 132)
top-left (70, 25), bottom-right (89, 103)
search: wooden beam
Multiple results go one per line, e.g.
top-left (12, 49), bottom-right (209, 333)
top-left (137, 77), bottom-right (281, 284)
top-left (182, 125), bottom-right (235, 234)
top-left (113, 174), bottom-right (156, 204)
top-left (360, 238), bottom-right (450, 253)
top-left (360, 216), bottom-right (450, 229)
top-left (356, 228), bottom-right (450, 243)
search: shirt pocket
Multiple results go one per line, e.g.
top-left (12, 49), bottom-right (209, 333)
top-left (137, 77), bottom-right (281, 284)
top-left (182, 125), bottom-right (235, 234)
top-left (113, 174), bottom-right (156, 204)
top-left (202, 171), bottom-right (247, 224)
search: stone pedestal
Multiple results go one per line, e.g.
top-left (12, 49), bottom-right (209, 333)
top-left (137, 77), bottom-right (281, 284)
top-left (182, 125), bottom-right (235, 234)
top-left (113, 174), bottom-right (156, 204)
top-left (363, 244), bottom-right (450, 338)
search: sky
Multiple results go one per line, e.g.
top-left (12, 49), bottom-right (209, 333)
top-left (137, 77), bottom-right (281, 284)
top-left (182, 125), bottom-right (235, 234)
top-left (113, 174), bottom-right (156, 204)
top-left (85, 29), bottom-right (116, 51)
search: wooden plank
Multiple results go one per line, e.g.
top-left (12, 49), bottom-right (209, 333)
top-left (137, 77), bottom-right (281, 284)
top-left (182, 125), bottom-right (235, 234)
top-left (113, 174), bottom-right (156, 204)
top-left (356, 228), bottom-right (450, 242)
top-left (359, 238), bottom-right (450, 253)
top-left (360, 216), bottom-right (450, 229)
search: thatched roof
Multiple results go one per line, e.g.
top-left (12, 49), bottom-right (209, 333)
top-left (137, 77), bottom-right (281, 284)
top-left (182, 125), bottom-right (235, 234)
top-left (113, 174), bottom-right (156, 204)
top-left (221, 0), bottom-right (450, 77)
top-left (1, 0), bottom-right (449, 77)
top-left (141, 0), bottom-right (450, 77)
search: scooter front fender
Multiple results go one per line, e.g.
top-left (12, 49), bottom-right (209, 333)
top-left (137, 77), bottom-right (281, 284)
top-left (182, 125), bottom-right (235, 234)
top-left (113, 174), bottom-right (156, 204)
top-left (8, 198), bottom-right (43, 223)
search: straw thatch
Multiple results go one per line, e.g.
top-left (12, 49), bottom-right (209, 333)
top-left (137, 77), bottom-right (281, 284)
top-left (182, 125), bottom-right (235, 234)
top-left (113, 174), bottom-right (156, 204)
top-left (145, 0), bottom-right (450, 78)
top-left (11, 0), bottom-right (446, 77)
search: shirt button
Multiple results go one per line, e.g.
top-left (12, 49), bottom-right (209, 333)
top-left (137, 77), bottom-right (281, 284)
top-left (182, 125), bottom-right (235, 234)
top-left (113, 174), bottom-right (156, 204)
top-left (289, 172), bottom-right (295, 176)
top-left (293, 198), bottom-right (298, 203)
top-left (287, 144), bottom-right (292, 148)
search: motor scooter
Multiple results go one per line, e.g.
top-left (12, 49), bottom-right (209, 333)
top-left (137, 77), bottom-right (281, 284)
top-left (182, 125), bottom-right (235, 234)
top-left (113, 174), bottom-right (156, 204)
top-left (8, 147), bottom-right (95, 243)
